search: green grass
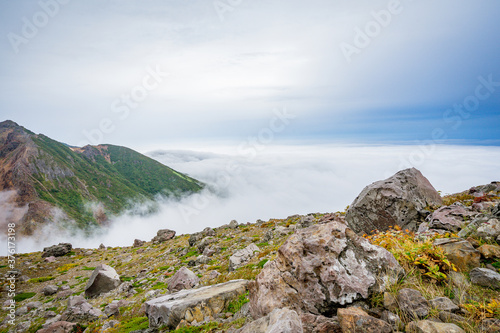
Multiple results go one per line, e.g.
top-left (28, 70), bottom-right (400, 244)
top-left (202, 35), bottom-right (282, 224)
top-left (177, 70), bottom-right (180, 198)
top-left (13, 292), bottom-right (36, 302)
top-left (257, 259), bottom-right (269, 269)
top-left (226, 292), bottom-right (249, 314)
top-left (82, 266), bottom-right (95, 271)
top-left (28, 276), bottom-right (54, 283)
top-left (172, 322), bottom-right (220, 333)
top-left (151, 282), bottom-right (168, 290)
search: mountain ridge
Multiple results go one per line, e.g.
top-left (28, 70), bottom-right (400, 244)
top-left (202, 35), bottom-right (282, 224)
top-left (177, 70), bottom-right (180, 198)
top-left (0, 120), bottom-right (204, 235)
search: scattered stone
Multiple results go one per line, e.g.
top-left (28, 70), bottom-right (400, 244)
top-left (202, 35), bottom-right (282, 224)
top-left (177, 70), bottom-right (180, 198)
top-left (203, 227), bottom-right (216, 237)
top-left (145, 279), bottom-right (248, 329)
top-left (433, 238), bottom-right (480, 272)
top-left (438, 311), bottom-right (466, 324)
top-left (61, 296), bottom-right (103, 322)
top-left (42, 243), bottom-right (72, 257)
top-left (229, 243), bottom-right (260, 271)
top-left (383, 292), bottom-right (398, 312)
top-left (430, 297), bottom-right (459, 313)
top-left (406, 320), bottom-right (465, 333)
top-left (229, 220), bottom-right (239, 229)
top-left (249, 221), bottom-right (403, 318)
top-left (345, 168), bottom-right (442, 234)
top-left (99, 243), bottom-right (106, 249)
top-left (337, 307), bottom-right (392, 333)
top-left (44, 311), bottom-right (57, 319)
top-left (101, 320), bottom-right (120, 331)
top-left (44, 256), bottom-right (57, 263)
top-left (397, 288), bottom-right (430, 319)
top-left (84, 264), bottom-right (121, 298)
top-left (26, 301), bottom-right (42, 311)
top-left (43, 284), bottom-right (59, 296)
top-left (208, 270), bottom-right (221, 280)
top-left (133, 239), bottom-right (146, 247)
top-left (152, 229), bottom-right (176, 243)
top-left (202, 245), bottom-right (217, 257)
top-left (197, 237), bottom-right (215, 253)
top-left (167, 266), bottom-right (200, 292)
top-left (195, 255), bottom-right (211, 265)
top-left (237, 308), bottom-right (303, 333)
top-left (381, 310), bottom-right (404, 331)
top-left (37, 321), bottom-right (76, 333)
top-left (478, 244), bottom-right (500, 259)
top-left (469, 267), bottom-right (500, 289)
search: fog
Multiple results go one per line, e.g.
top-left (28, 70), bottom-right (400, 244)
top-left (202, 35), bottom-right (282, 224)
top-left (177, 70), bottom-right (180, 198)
top-left (4, 144), bottom-right (500, 255)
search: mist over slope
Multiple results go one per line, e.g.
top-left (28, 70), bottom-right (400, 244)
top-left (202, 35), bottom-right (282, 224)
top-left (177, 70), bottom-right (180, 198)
top-left (7, 144), bottom-right (500, 255)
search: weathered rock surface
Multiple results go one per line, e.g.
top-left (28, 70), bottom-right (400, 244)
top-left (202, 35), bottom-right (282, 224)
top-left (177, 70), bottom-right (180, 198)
top-left (337, 307), bottom-right (392, 333)
top-left (397, 288), bottom-right (429, 319)
top-left (478, 244), bottom-right (500, 259)
top-left (429, 297), bottom-right (459, 313)
top-left (42, 284), bottom-right (59, 296)
top-left (84, 264), bottom-right (121, 298)
top-left (406, 320), bottom-right (465, 333)
top-left (37, 321), bottom-right (76, 333)
top-left (469, 267), bottom-right (500, 289)
top-left (300, 313), bottom-right (341, 333)
top-left (145, 279), bottom-right (248, 329)
top-left (381, 310), bottom-right (404, 331)
top-left (61, 296), bottom-right (103, 322)
top-left (133, 239), bottom-right (146, 247)
top-left (42, 243), bottom-right (72, 257)
top-left (249, 221), bottom-right (403, 318)
top-left (152, 229), bottom-right (176, 243)
top-left (229, 243), bottom-right (260, 271)
top-left (237, 308), bottom-right (303, 333)
top-left (426, 204), bottom-right (476, 232)
top-left (433, 238), bottom-right (480, 272)
top-left (476, 218), bottom-right (500, 239)
top-left (167, 266), bottom-right (200, 292)
top-left (345, 168), bottom-right (442, 234)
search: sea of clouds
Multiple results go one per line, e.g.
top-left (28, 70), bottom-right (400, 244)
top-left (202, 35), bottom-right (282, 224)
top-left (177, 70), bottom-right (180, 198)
top-left (3, 144), bottom-right (500, 255)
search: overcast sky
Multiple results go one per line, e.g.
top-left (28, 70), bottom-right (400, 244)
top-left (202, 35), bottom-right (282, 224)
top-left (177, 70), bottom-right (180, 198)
top-left (1, 0), bottom-right (499, 149)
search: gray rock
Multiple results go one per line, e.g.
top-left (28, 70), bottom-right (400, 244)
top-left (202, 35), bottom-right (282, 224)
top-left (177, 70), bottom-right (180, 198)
top-left (167, 266), bottom-right (200, 292)
top-left (42, 284), bottom-right (59, 296)
top-left (406, 320), bottom-right (465, 333)
top-left (345, 168), bottom-right (442, 234)
top-left (62, 296), bottom-right (103, 322)
top-left (470, 267), bottom-right (500, 289)
top-left (300, 313), bottom-right (341, 333)
top-left (427, 204), bottom-right (475, 232)
top-left (229, 243), bottom-right (260, 271)
top-left (84, 264), bottom-right (121, 298)
top-left (145, 279), bottom-right (249, 329)
top-left (237, 308), bottom-right (303, 333)
top-left (101, 320), bottom-right (120, 331)
top-left (397, 288), bottom-right (429, 319)
top-left (133, 239), bottom-right (146, 247)
top-left (381, 310), bottom-right (404, 331)
top-left (476, 218), bottom-right (500, 239)
top-left (42, 243), bottom-right (72, 257)
top-left (195, 255), bottom-right (210, 265)
top-left (249, 221), bottom-right (403, 318)
top-left (26, 301), bottom-right (42, 311)
top-left (430, 297), bottom-right (459, 313)
top-left (433, 238), bottom-right (480, 272)
top-left (229, 220), bottom-right (239, 229)
top-left (152, 229), bottom-right (176, 243)
top-left (197, 237), bottom-right (215, 253)
top-left (438, 311), bottom-right (466, 324)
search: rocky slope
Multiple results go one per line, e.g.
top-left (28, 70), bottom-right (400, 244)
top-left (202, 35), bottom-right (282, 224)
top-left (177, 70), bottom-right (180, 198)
top-left (0, 120), bottom-right (203, 235)
top-left (1, 169), bottom-right (500, 333)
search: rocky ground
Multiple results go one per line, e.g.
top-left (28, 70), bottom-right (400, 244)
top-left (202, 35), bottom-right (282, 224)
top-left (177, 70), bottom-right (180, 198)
top-left (1, 168), bottom-right (500, 333)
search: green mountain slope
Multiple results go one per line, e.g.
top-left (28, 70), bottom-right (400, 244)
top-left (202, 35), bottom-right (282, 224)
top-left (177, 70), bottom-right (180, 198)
top-left (0, 120), bottom-right (203, 234)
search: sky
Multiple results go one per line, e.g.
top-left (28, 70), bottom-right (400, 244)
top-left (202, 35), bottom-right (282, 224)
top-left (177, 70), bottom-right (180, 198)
top-left (0, 0), bottom-right (499, 148)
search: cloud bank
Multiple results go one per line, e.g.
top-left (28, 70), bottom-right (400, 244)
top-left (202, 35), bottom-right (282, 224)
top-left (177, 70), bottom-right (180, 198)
top-left (5, 144), bottom-right (500, 255)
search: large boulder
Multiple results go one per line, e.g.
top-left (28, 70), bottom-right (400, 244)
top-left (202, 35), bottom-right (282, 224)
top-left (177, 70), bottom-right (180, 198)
top-left (152, 229), bottom-right (176, 243)
top-left (433, 238), bottom-right (480, 272)
top-left (145, 279), bottom-right (249, 329)
top-left (61, 296), bottom-right (103, 322)
top-left (167, 266), bottom-right (200, 292)
top-left (84, 264), bottom-right (121, 298)
top-left (249, 221), bottom-right (403, 318)
top-left (229, 243), bottom-right (260, 271)
top-left (337, 307), bottom-right (392, 333)
top-left (478, 244), bottom-right (500, 259)
top-left (345, 168), bottom-right (442, 234)
top-left (42, 243), bottom-right (72, 257)
top-left (237, 308), bottom-right (303, 333)
top-left (37, 321), bottom-right (76, 333)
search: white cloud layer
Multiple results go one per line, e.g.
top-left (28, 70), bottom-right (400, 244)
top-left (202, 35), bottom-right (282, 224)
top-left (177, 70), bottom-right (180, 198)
top-left (5, 144), bottom-right (500, 255)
